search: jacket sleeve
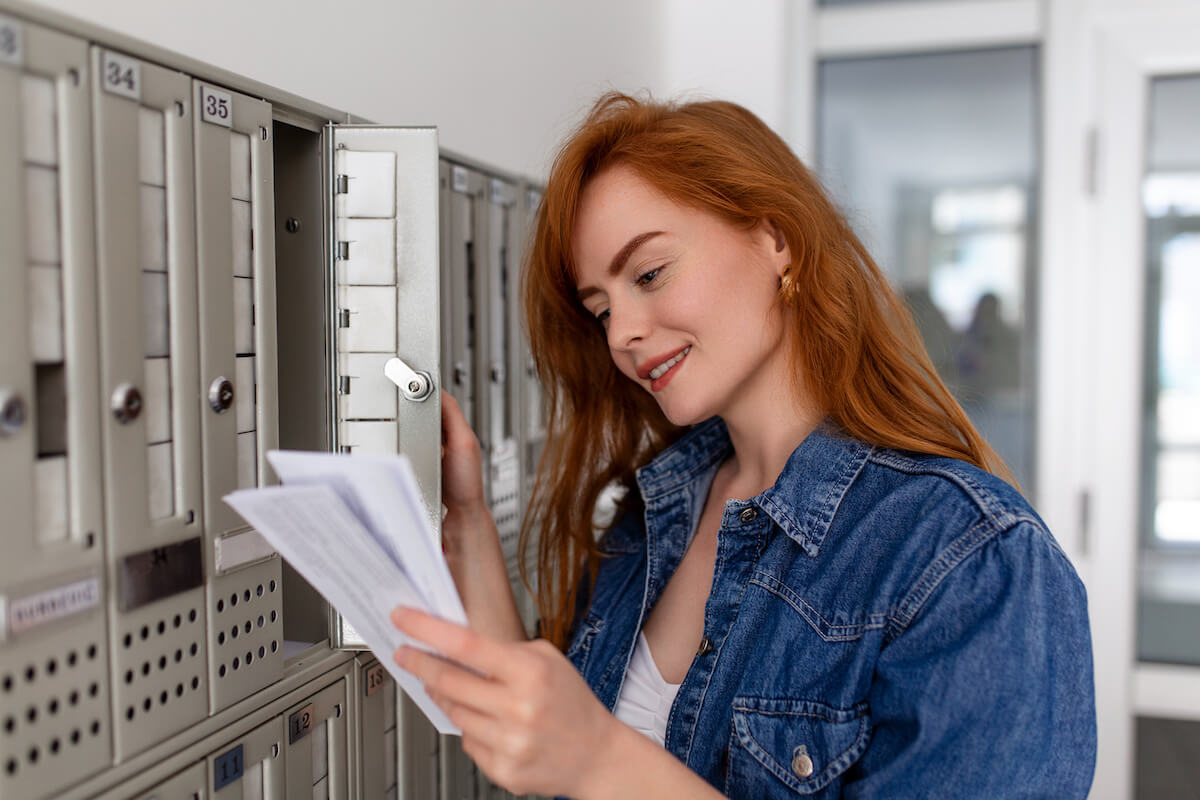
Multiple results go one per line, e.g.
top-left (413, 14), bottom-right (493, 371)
top-left (843, 521), bottom-right (1097, 798)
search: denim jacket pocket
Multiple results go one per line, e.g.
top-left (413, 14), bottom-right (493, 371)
top-left (726, 697), bottom-right (870, 797)
top-left (565, 611), bottom-right (604, 675)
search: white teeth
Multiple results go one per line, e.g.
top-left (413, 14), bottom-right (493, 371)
top-left (649, 346), bottom-right (691, 380)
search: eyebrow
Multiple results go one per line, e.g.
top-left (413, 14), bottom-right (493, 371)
top-left (576, 230), bottom-right (665, 302)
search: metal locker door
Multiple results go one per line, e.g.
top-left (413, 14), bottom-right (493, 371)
top-left (0, 15), bottom-right (111, 799)
top-left (325, 125), bottom-right (443, 800)
top-left (328, 125), bottom-right (440, 529)
top-left (207, 716), bottom-right (285, 800)
top-left (129, 760), bottom-right (206, 799)
top-left (282, 678), bottom-right (348, 800)
top-left (356, 657), bottom-right (407, 800)
top-left (436, 160), bottom-right (481, 800)
top-left (89, 45), bottom-right (209, 764)
top-left (190, 79), bottom-right (284, 715)
top-left (479, 177), bottom-right (521, 590)
top-left (515, 183), bottom-right (545, 631)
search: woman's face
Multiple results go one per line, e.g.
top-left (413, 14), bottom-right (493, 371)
top-left (572, 165), bottom-right (793, 427)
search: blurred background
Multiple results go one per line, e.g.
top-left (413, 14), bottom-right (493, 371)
top-left (23, 0), bottom-right (1200, 796)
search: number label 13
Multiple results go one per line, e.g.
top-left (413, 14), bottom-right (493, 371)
top-left (201, 85), bottom-right (233, 128)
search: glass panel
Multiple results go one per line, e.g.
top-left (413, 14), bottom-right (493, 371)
top-left (816, 47), bottom-right (1039, 490)
top-left (1137, 73), bottom-right (1200, 667)
top-left (1136, 717), bottom-right (1200, 798)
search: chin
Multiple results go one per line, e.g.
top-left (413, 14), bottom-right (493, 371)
top-left (656, 397), bottom-right (712, 428)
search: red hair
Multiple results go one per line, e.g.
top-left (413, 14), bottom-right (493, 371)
top-left (520, 92), bottom-right (1012, 648)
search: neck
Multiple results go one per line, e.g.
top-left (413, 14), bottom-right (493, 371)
top-left (719, 373), bottom-right (823, 500)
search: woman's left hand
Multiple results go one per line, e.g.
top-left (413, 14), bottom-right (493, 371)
top-left (390, 607), bottom-right (618, 798)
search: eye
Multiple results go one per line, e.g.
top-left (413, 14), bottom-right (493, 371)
top-left (635, 267), bottom-right (662, 287)
top-left (595, 309), bottom-right (610, 327)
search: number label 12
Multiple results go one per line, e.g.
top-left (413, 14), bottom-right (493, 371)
top-left (288, 703), bottom-right (314, 745)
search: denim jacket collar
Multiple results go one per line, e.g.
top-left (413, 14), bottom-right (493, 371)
top-left (635, 416), bottom-right (874, 557)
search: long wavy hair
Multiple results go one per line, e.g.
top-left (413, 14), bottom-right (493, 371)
top-left (520, 92), bottom-right (1012, 649)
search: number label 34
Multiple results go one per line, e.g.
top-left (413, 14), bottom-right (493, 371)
top-left (201, 85), bottom-right (233, 128)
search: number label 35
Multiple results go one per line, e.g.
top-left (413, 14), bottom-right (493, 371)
top-left (201, 85), bottom-right (233, 128)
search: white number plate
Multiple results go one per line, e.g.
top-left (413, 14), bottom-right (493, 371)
top-left (0, 14), bottom-right (23, 67)
top-left (101, 50), bottom-right (141, 101)
top-left (451, 165), bottom-right (469, 194)
top-left (200, 84), bottom-right (233, 128)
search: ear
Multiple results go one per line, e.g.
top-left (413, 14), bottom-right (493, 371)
top-left (759, 218), bottom-right (792, 277)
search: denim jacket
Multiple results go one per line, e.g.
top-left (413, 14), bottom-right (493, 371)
top-left (565, 417), bottom-right (1096, 798)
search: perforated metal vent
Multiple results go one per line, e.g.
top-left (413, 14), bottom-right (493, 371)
top-left (111, 586), bottom-right (208, 761)
top-left (0, 615), bottom-right (111, 798)
top-left (207, 558), bottom-right (284, 712)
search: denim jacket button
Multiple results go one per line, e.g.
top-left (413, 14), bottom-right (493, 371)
top-left (738, 507), bottom-right (758, 523)
top-left (791, 745), bottom-right (814, 778)
top-left (697, 637), bottom-right (713, 656)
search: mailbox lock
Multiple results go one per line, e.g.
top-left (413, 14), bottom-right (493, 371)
top-left (111, 383), bottom-right (143, 425)
top-left (208, 377), bottom-right (235, 413)
top-left (384, 358), bottom-right (434, 402)
top-left (0, 390), bottom-right (27, 436)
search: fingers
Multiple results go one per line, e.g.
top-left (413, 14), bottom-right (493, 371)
top-left (394, 644), bottom-right (509, 714)
top-left (441, 392), bottom-right (477, 450)
top-left (392, 607), bottom-right (508, 679)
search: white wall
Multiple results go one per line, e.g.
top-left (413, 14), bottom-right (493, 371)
top-left (24, 0), bottom-right (789, 179)
top-left (658, 0), bottom-right (789, 133)
top-left (23, 0), bottom-right (667, 177)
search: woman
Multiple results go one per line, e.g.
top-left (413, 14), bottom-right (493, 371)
top-left (391, 93), bottom-right (1097, 798)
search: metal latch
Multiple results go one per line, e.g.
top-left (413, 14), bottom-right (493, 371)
top-left (384, 358), bottom-right (433, 402)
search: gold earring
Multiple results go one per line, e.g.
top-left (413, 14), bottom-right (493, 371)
top-left (779, 265), bottom-right (799, 302)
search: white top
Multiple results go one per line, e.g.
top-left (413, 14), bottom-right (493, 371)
top-left (613, 632), bottom-right (683, 747)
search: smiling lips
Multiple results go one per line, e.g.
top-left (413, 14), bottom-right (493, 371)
top-left (637, 346), bottom-right (691, 391)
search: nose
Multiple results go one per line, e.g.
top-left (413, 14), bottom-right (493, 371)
top-left (606, 298), bottom-right (650, 352)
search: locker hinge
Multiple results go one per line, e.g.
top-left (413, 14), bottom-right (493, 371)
top-left (337, 309), bottom-right (352, 328)
top-left (336, 240), bottom-right (350, 260)
top-left (335, 174), bottom-right (351, 194)
top-left (337, 375), bottom-right (351, 395)
top-left (1084, 127), bottom-right (1099, 197)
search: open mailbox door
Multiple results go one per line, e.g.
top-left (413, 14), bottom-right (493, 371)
top-left (324, 125), bottom-right (442, 650)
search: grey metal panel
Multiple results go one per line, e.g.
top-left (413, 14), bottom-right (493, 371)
top-left (111, 585), bottom-right (209, 761)
top-left (0, 34), bottom-right (113, 800)
top-left (395, 690), bottom-right (440, 800)
top-left (206, 715), bottom-right (285, 800)
top-left (89, 44), bottom-right (210, 764)
top-left (0, 16), bottom-right (106, 641)
top-left (439, 733), bottom-right (475, 800)
top-left (282, 677), bottom-right (347, 800)
top-left (190, 80), bottom-right (284, 716)
top-left (443, 162), bottom-right (483, 431)
top-left (0, 611), bottom-right (112, 798)
top-left (206, 559), bottom-right (284, 713)
top-left (130, 759), bottom-right (206, 799)
top-left (327, 124), bottom-right (441, 539)
top-left (193, 80), bottom-right (278, 540)
top-left (353, 658), bottom-right (388, 799)
top-left (480, 177), bottom-right (521, 587)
